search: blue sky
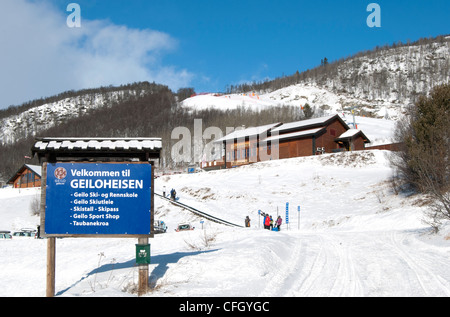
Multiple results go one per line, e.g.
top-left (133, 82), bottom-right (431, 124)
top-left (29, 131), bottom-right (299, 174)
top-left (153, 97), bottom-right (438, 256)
top-left (0, 0), bottom-right (449, 108)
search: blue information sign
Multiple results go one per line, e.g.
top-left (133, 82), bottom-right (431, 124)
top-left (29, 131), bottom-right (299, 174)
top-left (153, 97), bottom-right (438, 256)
top-left (44, 163), bottom-right (152, 236)
top-left (285, 202), bottom-right (289, 224)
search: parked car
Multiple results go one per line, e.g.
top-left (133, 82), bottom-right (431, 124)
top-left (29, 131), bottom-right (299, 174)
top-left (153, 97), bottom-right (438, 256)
top-left (12, 228), bottom-right (37, 238)
top-left (154, 220), bottom-right (168, 234)
top-left (0, 231), bottom-right (12, 239)
top-left (175, 223), bottom-right (195, 232)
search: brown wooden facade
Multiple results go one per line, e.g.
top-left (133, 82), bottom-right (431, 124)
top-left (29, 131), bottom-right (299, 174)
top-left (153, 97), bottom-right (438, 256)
top-left (8, 164), bottom-right (42, 188)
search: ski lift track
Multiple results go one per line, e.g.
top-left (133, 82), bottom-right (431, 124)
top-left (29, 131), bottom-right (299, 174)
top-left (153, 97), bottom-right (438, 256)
top-left (155, 193), bottom-right (244, 228)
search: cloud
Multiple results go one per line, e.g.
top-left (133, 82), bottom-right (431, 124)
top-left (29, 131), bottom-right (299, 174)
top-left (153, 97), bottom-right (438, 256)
top-left (0, 0), bottom-right (194, 109)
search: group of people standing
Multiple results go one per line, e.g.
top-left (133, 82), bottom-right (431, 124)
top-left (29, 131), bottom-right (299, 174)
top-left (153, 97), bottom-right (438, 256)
top-left (245, 213), bottom-right (283, 231)
top-left (263, 214), bottom-right (283, 231)
top-left (163, 186), bottom-right (177, 201)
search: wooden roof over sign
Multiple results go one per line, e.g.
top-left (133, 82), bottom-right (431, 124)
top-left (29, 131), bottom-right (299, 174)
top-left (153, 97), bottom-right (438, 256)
top-left (32, 137), bottom-right (162, 162)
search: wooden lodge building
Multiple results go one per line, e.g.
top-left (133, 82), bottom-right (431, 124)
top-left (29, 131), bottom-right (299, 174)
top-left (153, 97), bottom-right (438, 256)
top-left (203, 114), bottom-right (371, 170)
top-left (8, 164), bottom-right (42, 188)
top-left (268, 114), bottom-right (370, 159)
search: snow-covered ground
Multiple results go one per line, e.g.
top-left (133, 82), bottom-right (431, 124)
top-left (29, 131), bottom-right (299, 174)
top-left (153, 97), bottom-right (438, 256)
top-left (1, 150), bottom-right (449, 297)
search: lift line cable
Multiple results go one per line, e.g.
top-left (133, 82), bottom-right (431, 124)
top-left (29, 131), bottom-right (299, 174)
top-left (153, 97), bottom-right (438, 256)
top-left (155, 193), bottom-right (244, 228)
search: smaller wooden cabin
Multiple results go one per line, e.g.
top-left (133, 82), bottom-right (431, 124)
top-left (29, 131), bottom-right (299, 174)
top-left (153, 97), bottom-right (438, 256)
top-left (8, 164), bottom-right (42, 188)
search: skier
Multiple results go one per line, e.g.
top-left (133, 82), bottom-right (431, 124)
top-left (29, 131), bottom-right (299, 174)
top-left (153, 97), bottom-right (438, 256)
top-left (276, 216), bottom-right (282, 231)
top-left (245, 216), bottom-right (251, 228)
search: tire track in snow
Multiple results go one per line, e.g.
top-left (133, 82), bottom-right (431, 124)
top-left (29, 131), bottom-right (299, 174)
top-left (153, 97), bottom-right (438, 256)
top-left (388, 231), bottom-right (450, 296)
top-left (325, 234), bottom-right (364, 297)
top-left (258, 236), bottom-right (303, 297)
top-left (259, 234), bottom-right (364, 297)
top-left (296, 234), bottom-right (364, 297)
top-left (259, 230), bottom-right (450, 297)
top-left (291, 236), bottom-right (330, 297)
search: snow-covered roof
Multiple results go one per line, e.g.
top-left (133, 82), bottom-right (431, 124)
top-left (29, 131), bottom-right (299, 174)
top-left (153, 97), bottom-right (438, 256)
top-left (7, 164), bottom-right (42, 184)
top-left (271, 114), bottom-right (347, 134)
top-left (33, 137), bottom-right (162, 152)
top-left (215, 123), bottom-right (281, 143)
top-left (264, 127), bottom-right (325, 142)
top-left (32, 137), bottom-right (163, 162)
top-left (336, 129), bottom-right (371, 143)
top-left (337, 129), bottom-right (360, 138)
top-left (25, 164), bottom-right (42, 177)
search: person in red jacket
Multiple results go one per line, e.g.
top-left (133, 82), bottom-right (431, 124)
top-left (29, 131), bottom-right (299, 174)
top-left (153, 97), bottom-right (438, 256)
top-left (264, 215), bottom-right (271, 230)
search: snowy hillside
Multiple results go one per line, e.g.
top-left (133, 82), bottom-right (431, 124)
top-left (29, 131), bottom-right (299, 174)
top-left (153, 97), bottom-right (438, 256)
top-left (1, 150), bottom-right (449, 297)
top-left (182, 84), bottom-right (402, 120)
top-left (0, 90), bottom-right (139, 145)
top-left (183, 37), bottom-right (450, 120)
top-left (322, 38), bottom-right (450, 106)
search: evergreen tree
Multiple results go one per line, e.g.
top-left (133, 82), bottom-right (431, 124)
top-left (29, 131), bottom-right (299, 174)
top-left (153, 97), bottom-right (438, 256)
top-left (392, 84), bottom-right (450, 230)
top-left (302, 103), bottom-right (315, 119)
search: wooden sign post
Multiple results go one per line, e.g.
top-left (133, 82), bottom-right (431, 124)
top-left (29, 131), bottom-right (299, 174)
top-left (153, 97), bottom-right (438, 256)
top-left (137, 237), bottom-right (149, 296)
top-left (46, 237), bottom-right (56, 297)
top-left (32, 137), bottom-right (161, 297)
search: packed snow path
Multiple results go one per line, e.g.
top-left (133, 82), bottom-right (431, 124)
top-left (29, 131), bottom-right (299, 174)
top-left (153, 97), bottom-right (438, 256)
top-left (258, 230), bottom-right (450, 297)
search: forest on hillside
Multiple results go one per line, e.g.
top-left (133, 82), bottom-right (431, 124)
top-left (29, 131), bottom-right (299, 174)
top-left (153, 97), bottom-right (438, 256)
top-left (0, 84), bottom-right (302, 180)
top-left (226, 35), bottom-right (450, 103)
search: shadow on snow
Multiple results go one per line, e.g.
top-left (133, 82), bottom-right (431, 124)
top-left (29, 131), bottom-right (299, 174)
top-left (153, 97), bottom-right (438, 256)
top-left (56, 249), bottom-right (219, 296)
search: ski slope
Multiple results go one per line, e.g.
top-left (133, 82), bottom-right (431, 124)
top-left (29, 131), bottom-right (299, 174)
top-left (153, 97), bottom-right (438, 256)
top-left (0, 151), bottom-right (449, 297)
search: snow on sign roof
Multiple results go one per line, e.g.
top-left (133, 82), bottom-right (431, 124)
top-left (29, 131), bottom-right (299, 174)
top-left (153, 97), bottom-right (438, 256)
top-left (215, 123), bottom-right (281, 143)
top-left (33, 137), bottom-right (162, 152)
